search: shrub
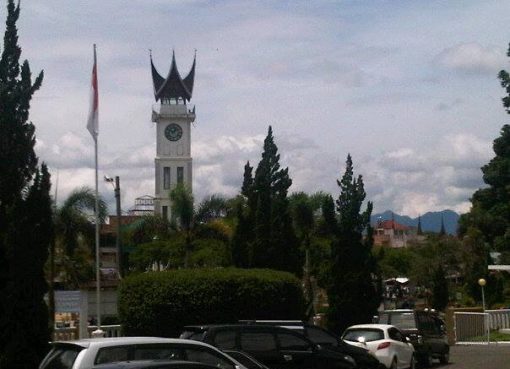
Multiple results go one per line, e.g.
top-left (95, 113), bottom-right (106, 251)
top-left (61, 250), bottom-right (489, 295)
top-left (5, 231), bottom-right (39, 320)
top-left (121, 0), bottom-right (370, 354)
top-left (118, 268), bottom-right (305, 337)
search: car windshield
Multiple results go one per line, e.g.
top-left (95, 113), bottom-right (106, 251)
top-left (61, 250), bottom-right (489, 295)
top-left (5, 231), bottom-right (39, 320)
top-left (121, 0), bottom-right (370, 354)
top-left (390, 313), bottom-right (417, 330)
top-left (343, 329), bottom-right (384, 342)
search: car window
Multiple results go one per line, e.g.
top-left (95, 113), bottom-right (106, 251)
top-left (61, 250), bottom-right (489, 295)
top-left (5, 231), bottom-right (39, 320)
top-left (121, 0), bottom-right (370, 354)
top-left (240, 332), bottom-right (277, 352)
top-left (40, 346), bottom-right (83, 369)
top-left (214, 330), bottom-right (237, 349)
top-left (388, 328), bottom-right (403, 341)
top-left (95, 347), bottom-right (130, 364)
top-left (133, 345), bottom-right (182, 360)
top-left (343, 328), bottom-right (384, 342)
top-left (390, 313), bottom-right (417, 330)
top-left (181, 330), bottom-right (206, 341)
top-left (184, 348), bottom-right (235, 369)
top-left (306, 326), bottom-right (338, 346)
top-left (277, 332), bottom-right (313, 351)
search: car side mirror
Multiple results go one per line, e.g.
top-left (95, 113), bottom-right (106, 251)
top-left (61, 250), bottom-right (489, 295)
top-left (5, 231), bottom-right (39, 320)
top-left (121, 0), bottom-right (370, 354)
top-left (405, 336), bottom-right (411, 343)
top-left (357, 336), bottom-right (367, 345)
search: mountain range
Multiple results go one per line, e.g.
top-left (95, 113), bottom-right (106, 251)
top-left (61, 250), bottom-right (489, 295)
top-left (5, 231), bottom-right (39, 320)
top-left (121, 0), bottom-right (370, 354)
top-left (370, 210), bottom-right (460, 235)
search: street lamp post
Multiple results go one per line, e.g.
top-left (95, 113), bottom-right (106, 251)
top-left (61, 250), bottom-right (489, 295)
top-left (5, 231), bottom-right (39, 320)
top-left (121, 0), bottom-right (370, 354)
top-left (478, 278), bottom-right (489, 344)
top-left (105, 176), bottom-right (122, 278)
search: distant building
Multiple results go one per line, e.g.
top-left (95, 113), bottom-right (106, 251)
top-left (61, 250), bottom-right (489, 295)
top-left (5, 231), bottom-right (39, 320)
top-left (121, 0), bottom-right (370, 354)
top-left (373, 219), bottom-right (422, 248)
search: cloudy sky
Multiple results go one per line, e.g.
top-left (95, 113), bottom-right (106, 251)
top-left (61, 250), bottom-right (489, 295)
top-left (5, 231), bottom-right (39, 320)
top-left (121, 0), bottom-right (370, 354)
top-left (10, 0), bottom-right (510, 216)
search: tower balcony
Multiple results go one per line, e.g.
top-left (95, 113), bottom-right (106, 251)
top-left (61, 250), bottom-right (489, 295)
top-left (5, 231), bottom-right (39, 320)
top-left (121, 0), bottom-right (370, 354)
top-left (152, 102), bottom-right (196, 123)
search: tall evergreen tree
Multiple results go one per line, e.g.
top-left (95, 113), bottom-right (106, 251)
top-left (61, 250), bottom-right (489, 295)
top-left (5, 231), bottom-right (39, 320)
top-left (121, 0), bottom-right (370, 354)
top-left (326, 155), bottom-right (380, 333)
top-left (0, 1), bottom-right (48, 366)
top-left (459, 44), bottom-right (510, 254)
top-left (232, 126), bottom-right (300, 273)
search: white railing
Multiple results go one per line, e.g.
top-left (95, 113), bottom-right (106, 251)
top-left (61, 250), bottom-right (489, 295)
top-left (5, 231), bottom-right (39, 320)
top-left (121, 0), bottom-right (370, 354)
top-left (53, 325), bottom-right (122, 341)
top-left (454, 310), bottom-right (510, 344)
top-left (487, 309), bottom-right (510, 330)
top-left (454, 312), bottom-right (488, 343)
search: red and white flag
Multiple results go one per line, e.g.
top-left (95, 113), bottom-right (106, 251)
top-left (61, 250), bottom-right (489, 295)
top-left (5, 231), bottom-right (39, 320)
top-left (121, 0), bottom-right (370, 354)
top-left (87, 45), bottom-right (99, 140)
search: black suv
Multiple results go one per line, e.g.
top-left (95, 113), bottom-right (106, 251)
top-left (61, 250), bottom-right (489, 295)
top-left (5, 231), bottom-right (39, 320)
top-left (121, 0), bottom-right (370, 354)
top-left (180, 324), bottom-right (357, 369)
top-left (375, 309), bottom-right (449, 366)
top-left (238, 320), bottom-right (384, 369)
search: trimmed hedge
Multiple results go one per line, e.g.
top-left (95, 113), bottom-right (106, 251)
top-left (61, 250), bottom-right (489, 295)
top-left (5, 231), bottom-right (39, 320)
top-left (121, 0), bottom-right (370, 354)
top-left (118, 268), bottom-right (305, 337)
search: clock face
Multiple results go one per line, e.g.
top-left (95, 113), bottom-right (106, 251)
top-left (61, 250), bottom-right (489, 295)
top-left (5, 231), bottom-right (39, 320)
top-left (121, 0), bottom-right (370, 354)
top-left (164, 123), bottom-right (183, 141)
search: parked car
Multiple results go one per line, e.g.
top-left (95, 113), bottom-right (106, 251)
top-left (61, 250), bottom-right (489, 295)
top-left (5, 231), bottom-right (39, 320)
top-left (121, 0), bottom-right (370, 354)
top-left (91, 360), bottom-right (218, 369)
top-left (222, 350), bottom-right (271, 369)
top-left (342, 324), bottom-right (415, 369)
top-left (180, 324), bottom-right (356, 369)
top-left (374, 309), bottom-right (449, 366)
top-left (39, 337), bottom-right (248, 369)
top-left (239, 320), bottom-right (384, 369)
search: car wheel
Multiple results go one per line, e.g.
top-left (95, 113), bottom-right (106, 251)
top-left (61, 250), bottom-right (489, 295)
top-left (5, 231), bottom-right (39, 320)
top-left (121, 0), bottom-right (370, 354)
top-left (439, 352), bottom-right (449, 364)
top-left (390, 357), bottom-right (398, 369)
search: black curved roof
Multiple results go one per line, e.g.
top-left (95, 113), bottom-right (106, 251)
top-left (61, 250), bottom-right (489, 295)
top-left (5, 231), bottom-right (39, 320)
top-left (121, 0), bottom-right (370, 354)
top-left (150, 50), bottom-right (196, 102)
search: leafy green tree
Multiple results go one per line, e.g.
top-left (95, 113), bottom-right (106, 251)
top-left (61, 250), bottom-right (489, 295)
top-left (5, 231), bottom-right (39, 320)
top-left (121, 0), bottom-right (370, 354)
top-left (232, 126), bottom-right (300, 274)
top-left (0, 1), bottom-right (49, 366)
top-left (326, 155), bottom-right (380, 333)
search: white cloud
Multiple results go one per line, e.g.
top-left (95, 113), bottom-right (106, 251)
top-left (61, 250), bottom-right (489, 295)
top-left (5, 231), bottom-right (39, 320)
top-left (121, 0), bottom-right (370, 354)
top-left (435, 42), bottom-right (507, 75)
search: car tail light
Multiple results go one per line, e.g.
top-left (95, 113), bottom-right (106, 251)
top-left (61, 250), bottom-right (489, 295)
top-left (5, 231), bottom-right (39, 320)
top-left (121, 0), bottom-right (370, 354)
top-left (377, 342), bottom-right (391, 350)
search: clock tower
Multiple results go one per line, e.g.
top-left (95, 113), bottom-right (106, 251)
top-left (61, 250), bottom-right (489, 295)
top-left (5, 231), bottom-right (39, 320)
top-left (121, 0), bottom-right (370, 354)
top-left (150, 51), bottom-right (196, 220)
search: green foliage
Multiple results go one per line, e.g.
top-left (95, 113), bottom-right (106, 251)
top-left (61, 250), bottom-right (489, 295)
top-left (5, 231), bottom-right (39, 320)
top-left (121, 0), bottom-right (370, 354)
top-left (326, 155), bottom-right (380, 334)
top-left (431, 265), bottom-right (449, 311)
top-left (53, 187), bottom-right (107, 289)
top-left (118, 268), bottom-right (305, 337)
top-left (0, 1), bottom-right (50, 367)
top-left (231, 127), bottom-right (300, 274)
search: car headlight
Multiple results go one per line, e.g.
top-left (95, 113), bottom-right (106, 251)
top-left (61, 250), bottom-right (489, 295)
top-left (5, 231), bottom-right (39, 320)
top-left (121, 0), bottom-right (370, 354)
top-left (343, 355), bottom-right (356, 366)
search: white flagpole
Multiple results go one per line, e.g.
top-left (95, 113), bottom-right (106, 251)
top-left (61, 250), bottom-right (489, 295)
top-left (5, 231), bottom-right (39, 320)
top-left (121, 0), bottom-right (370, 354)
top-left (90, 44), bottom-right (103, 337)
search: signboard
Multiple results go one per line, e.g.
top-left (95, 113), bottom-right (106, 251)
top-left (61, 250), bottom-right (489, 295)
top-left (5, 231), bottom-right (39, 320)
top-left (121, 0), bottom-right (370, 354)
top-left (55, 290), bottom-right (81, 313)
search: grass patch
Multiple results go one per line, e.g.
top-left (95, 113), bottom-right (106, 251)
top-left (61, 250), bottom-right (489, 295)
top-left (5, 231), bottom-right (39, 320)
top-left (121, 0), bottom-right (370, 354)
top-left (470, 330), bottom-right (510, 342)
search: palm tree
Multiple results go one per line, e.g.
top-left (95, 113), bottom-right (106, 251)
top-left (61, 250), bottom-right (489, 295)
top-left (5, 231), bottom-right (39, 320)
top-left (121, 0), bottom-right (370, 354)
top-left (170, 184), bottom-right (231, 268)
top-left (52, 187), bottom-right (107, 288)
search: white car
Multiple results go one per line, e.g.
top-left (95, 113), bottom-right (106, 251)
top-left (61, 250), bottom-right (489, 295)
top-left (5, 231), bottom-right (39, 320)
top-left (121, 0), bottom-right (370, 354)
top-left (39, 337), bottom-right (248, 369)
top-left (342, 324), bottom-right (415, 369)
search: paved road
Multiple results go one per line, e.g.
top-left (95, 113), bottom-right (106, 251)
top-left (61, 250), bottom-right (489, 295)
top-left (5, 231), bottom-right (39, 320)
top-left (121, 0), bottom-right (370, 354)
top-left (426, 344), bottom-right (510, 369)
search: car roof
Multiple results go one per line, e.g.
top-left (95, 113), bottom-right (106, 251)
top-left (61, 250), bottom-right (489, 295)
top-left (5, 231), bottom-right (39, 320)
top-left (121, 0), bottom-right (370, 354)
top-left (91, 360), bottom-right (218, 369)
top-left (184, 324), bottom-right (303, 331)
top-left (346, 324), bottom-right (395, 330)
top-left (51, 337), bottom-right (214, 349)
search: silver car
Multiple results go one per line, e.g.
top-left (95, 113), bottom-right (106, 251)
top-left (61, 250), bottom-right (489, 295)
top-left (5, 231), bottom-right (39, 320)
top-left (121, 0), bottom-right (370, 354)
top-left (39, 337), bottom-right (248, 369)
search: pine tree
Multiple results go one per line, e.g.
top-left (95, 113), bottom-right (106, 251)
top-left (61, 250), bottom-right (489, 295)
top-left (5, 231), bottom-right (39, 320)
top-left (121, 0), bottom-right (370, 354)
top-left (326, 155), bottom-right (380, 333)
top-left (232, 126), bottom-right (300, 273)
top-left (0, 1), bottom-right (49, 367)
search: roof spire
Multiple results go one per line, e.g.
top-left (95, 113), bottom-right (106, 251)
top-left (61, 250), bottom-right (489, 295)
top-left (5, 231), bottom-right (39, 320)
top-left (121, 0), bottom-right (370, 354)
top-left (150, 50), bottom-right (196, 103)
